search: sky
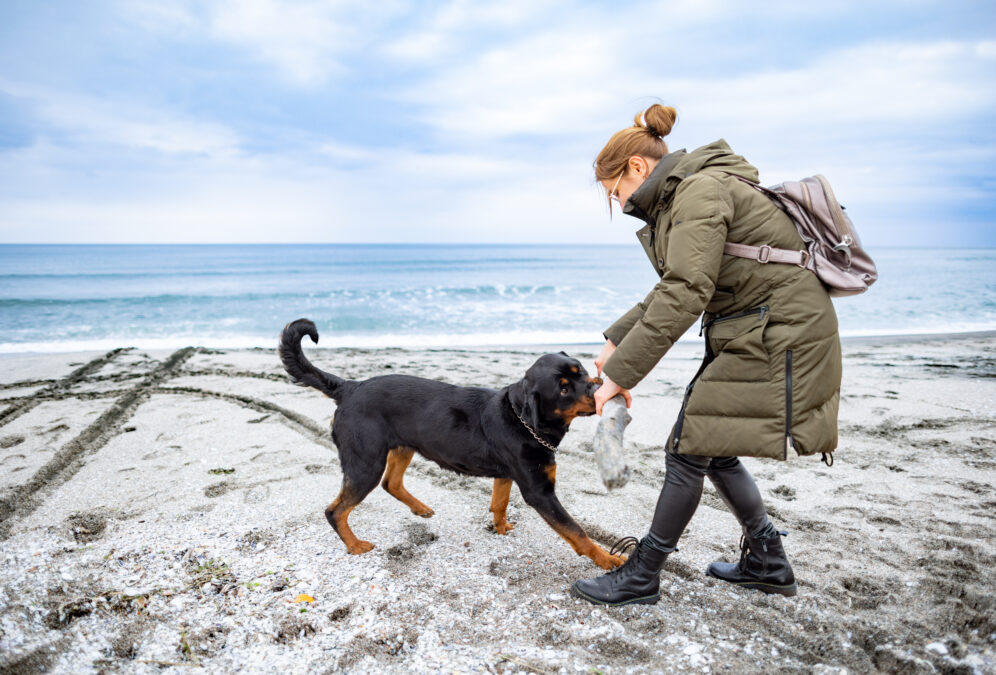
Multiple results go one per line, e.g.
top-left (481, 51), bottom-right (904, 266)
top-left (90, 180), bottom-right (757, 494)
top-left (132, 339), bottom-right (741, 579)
top-left (0, 0), bottom-right (994, 246)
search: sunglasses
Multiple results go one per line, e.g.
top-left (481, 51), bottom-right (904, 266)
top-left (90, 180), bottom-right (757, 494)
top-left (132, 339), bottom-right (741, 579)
top-left (606, 169), bottom-right (624, 217)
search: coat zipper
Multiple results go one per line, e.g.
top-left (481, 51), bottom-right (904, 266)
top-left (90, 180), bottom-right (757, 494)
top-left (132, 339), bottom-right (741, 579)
top-left (785, 349), bottom-right (795, 459)
top-left (699, 305), bottom-right (769, 336)
top-left (672, 354), bottom-right (711, 453)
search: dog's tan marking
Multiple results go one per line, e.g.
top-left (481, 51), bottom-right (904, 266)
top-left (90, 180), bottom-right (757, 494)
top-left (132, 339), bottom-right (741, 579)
top-left (553, 396), bottom-right (596, 425)
top-left (546, 520), bottom-right (624, 569)
top-left (489, 478), bottom-right (514, 534)
top-left (570, 365), bottom-right (579, 373)
top-left (538, 462), bottom-right (621, 567)
top-left (381, 446), bottom-right (434, 517)
top-left (544, 464), bottom-right (556, 484)
top-left (559, 377), bottom-right (568, 385)
top-left (326, 488), bottom-right (374, 554)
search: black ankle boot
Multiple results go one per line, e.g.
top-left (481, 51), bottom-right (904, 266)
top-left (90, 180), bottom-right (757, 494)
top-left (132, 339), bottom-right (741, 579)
top-left (570, 535), bottom-right (675, 606)
top-left (706, 528), bottom-right (797, 596)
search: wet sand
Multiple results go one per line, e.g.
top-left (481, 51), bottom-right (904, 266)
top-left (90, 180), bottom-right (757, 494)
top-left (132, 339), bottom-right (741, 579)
top-left (0, 334), bottom-right (993, 673)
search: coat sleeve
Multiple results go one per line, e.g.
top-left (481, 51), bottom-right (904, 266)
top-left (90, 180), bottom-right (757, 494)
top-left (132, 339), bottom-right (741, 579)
top-left (603, 174), bottom-right (734, 390)
top-left (603, 289), bottom-right (656, 345)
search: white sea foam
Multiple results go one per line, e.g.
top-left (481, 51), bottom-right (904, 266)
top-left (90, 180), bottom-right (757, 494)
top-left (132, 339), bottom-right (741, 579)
top-left (3, 321), bottom-right (995, 357)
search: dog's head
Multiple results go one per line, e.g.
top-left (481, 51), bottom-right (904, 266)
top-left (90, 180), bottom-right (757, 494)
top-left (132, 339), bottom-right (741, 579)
top-left (509, 351), bottom-right (602, 431)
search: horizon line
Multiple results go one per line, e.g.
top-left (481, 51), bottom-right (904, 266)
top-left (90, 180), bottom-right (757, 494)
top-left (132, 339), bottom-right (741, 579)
top-left (2, 242), bottom-right (996, 250)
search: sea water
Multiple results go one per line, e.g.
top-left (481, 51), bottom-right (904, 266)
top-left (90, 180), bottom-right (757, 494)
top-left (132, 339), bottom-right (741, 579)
top-left (0, 244), bottom-right (993, 353)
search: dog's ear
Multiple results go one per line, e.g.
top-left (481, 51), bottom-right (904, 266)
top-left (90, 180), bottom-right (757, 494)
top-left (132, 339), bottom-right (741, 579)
top-left (508, 379), bottom-right (526, 413)
top-left (559, 351), bottom-right (568, 356)
top-left (509, 378), bottom-right (545, 430)
top-left (530, 390), bottom-right (543, 430)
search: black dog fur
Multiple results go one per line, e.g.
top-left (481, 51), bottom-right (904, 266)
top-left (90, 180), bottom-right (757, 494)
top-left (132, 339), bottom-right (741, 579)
top-left (279, 318), bottom-right (623, 569)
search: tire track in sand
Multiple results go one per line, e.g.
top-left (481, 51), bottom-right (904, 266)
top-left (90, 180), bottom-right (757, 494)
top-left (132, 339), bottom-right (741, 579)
top-left (156, 386), bottom-right (336, 450)
top-left (0, 348), bottom-right (129, 428)
top-left (0, 348), bottom-right (194, 538)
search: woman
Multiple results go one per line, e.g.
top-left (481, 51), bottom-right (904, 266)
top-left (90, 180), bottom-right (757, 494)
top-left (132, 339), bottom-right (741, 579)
top-left (570, 104), bottom-right (841, 606)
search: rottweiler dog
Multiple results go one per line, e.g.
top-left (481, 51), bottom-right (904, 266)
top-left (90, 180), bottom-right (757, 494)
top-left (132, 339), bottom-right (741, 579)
top-left (279, 318), bottom-right (624, 569)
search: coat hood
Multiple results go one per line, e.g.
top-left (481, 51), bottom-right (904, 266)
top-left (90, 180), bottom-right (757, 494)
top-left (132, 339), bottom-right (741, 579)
top-left (624, 139), bottom-right (758, 221)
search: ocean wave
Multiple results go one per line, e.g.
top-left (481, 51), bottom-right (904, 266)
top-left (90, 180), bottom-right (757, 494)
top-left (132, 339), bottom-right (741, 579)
top-left (0, 330), bottom-right (608, 355)
top-left (0, 284), bottom-right (582, 305)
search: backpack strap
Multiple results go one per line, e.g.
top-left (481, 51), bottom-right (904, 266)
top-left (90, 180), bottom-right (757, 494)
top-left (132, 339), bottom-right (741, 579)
top-left (723, 242), bottom-right (810, 268)
top-left (721, 172), bottom-right (811, 268)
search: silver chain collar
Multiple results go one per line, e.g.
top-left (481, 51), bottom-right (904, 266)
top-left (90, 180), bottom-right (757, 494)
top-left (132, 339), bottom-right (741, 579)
top-left (514, 411), bottom-right (559, 452)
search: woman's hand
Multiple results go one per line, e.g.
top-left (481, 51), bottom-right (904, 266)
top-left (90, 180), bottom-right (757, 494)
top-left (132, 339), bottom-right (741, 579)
top-left (594, 374), bottom-right (632, 415)
top-left (595, 339), bottom-right (616, 377)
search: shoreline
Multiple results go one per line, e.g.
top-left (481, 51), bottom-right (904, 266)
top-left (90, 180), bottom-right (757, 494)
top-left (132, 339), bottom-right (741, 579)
top-left (2, 328), bottom-right (995, 360)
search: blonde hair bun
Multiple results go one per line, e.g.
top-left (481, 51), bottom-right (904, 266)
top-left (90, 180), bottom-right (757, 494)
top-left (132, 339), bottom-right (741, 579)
top-left (593, 102), bottom-right (675, 181)
top-left (634, 104), bottom-right (677, 138)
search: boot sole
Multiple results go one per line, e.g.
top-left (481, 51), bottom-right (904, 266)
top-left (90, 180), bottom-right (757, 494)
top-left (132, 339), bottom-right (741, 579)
top-left (705, 570), bottom-right (797, 597)
top-left (569, 583), bottom-right (660, 606)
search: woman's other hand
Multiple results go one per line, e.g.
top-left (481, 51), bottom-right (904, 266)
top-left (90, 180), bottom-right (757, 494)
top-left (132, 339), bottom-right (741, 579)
top-left (595, 339), bottom-right (616, 377)
top-left (594, 374), bottom-right (632, 415)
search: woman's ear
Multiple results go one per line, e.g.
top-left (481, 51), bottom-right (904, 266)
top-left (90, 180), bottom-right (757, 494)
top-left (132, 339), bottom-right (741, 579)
top-left (628, 155), bottom-right (649, 178)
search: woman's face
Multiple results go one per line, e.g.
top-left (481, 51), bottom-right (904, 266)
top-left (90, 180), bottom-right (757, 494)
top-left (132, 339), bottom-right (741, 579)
top-left (601, 156), bottom-right (658, 217)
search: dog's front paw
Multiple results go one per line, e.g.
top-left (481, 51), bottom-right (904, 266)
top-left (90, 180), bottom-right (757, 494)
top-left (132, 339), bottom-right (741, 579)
top-left (593, 551), bottom-right (626, 569)
top-left (346, 540), bottom-right (375, 554)
top-left (412, 506), bottom-right (435, 518)
top-left (493, 519), bottom-right (515, 535)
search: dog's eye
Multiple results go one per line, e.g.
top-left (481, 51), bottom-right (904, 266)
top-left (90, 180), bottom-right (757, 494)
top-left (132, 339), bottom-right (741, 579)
top-left (560, 387), bottom-right (569, 395)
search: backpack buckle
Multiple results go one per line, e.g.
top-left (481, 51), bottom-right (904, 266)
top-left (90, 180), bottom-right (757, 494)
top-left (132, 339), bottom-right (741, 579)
top-left (756, 245), bottom-right (772, 263)
top-left (797, 250), bottom-right (811, 268)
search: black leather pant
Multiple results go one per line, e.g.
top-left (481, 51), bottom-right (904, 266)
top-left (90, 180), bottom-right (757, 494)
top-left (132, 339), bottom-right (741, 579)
top-left (648, 451), bottom-right (772, 548)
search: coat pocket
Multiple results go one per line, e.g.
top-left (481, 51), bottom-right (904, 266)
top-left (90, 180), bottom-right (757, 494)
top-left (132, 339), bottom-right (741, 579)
top-left (701, 306), bottom-right (770, 383)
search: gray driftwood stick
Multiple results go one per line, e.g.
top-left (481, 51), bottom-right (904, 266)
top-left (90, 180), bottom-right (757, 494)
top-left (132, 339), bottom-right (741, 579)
top-left (593, 394), bottom-right (632, 490)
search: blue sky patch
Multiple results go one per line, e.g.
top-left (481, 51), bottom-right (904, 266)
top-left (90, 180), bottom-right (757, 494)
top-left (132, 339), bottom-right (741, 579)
top-left (0, 0), bottom-right (994, 246)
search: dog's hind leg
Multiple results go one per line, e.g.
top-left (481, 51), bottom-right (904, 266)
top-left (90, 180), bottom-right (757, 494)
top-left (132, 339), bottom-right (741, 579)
top-left (325, 447), bottom-right (384, 554)
top-left (326, 480), bottom-right (378, 554)
top-left (381, 447), bottom-right (434, 518)
top-left (489, 478), bottom-right (514, 534)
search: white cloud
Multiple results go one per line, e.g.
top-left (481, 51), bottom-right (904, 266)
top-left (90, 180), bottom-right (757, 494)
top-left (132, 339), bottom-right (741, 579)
top-left (0, 140), bottom-right (599, 244)
top-left (315, 141), bottom-right (378, 163)
top-left (207, 0), bottom-right (354, 85)
top-left (656, 40), bottom-right (996, 133)
top-left (121, 0), bottom-right (409, 86)
top-left (394, 24), bottom-right (620, 139)
top-left (383, 0), bottom-right (560, 63)
top-left (400, 27), bottom-right (995, 143)
top-left (117, 0), bottom-right (199, 34)
top-left (0, 81), bottom-right (241, 156)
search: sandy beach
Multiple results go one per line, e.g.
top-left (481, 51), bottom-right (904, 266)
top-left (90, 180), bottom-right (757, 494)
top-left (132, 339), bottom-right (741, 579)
top-left (0, 333), bottom-right (993, 674)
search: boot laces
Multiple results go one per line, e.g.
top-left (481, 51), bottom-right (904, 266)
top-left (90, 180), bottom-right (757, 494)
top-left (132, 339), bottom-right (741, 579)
top-left (606, 536), bottom-right (642, 576)
top-left (737, 534), bottom-right (748, 570)
top-left (609, 536), bottom-right (640, 557)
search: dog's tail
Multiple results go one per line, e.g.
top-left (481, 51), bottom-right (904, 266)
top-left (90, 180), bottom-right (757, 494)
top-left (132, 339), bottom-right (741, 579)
top-left (279, 319), bottom-right (347, 401)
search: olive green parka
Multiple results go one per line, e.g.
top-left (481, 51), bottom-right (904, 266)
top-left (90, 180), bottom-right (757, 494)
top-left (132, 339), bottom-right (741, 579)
top-left (602, 140), bottom-right (841, 460)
